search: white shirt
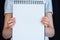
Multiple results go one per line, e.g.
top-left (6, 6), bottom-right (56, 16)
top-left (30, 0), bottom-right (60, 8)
top-left (5, 0), bottom-right (53, 40)
top-left (5, 0), bottom-right (53, 13)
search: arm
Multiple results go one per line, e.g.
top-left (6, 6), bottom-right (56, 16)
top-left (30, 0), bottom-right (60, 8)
top-left (2, 0), bottom-right (14, 39)
top-left (41, 12), bottom-right (55, 38)
top-left (45, 12), bottom-right (55, 37)
top-left (44, 0), bottom-right (55, 37)
top-left (45, 0), bottom-right (55, 37)
top-left (2, 13), bottom-right (13, 39)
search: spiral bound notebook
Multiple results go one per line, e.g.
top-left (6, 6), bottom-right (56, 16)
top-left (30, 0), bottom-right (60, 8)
top-left (13, 0), bottom-right (45, 40)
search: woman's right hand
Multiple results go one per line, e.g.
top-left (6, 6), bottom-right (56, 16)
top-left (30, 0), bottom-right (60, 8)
top-left (8, 18), bottom-right (16, 29)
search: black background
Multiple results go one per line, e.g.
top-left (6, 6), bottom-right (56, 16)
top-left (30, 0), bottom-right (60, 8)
top-left (50, 0), bottom-right (60, 40)
top-left (0, 0), bottom-right (5, 40)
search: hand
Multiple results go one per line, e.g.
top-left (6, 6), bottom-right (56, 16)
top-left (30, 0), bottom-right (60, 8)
top-left (8, 18), bottom-right (16, 29)
top-left (41, 13), bottom-right (55, 37)
top-left (41, 16), bottom-right (54, 37)
top-left (41, 16), bottom-right (49, 28)
top-left (2, 18), bottom-right (16, 39)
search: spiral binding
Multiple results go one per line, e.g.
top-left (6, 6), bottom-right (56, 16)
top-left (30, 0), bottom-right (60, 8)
top-left (14, 0), bottom-right (43, 4)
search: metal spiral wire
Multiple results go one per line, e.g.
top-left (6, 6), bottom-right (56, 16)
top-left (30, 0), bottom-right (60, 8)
top-left (14, 0), bottom-right (43, 4)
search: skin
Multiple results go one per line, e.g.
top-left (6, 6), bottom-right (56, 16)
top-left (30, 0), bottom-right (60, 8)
top-left (41, 12), bottom-right (55, 37)
top-left (2, 12), bottom-right (55, 39)
top-left (2, 13), bottom-right (15, 39)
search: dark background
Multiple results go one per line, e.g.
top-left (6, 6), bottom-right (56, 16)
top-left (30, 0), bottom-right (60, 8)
top-left (0, 0), bottom-right (10, 40)
top-left (0, 0), bottom-right (60, 40)
top-left (0, 0), bottom-right (5, 40)
top-left (50, 0), bottom-right (60, 40)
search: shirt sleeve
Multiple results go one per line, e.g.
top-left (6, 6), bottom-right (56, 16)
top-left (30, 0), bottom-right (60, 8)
top-left (4, 0), bottom-right (13, 13)
top-left (45, 0), bottom-right (53, 14)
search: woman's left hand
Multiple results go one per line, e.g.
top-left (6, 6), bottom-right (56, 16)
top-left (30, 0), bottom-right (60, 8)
top-left (41, 16), bottom-right (49, 28)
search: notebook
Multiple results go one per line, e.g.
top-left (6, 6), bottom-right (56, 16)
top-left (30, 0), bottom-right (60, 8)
top-left (13, 0), bottom-right (45, 40)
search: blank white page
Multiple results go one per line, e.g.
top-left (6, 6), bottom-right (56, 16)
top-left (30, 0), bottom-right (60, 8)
top-left (13, 3), bottom-right (45, 40)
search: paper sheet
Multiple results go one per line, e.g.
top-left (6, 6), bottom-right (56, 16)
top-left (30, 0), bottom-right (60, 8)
top-left (13, 4), bottom-right (45, 40)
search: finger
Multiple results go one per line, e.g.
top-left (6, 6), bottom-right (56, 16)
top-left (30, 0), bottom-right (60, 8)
top-left (41, 18), bottom-right (49, 23)
top-left (42, 17), bottom-right (48, 19)
top-left (8, 19), bottom-right (14, 24)
top-left (8, 18), bottom-right (16, 24)
top-left (41, 21), bottom-right (48, 27)
top-left (8, 21), bottom-right (13, 24)
top-left (10, 18), bottom-right (15, 20)
top-left (8, 23), bottom-right (15, 28)
top-left (42, 17), bottom-right (49, 21)
top-left (41, 21), bottom-right (48, 25)
top-left (11, 18), bottom-right (16, 23)
top-left (41, 21), bottom-right (49, 28)
top-left (42, 17), bottom-right (48, 20)
top-left (41, 19), bottom-right (48, 22)
top-left (8, 20), bottom-right (15, 27)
